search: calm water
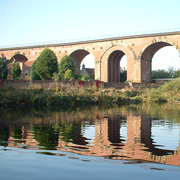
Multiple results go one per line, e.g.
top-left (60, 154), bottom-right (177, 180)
top-left (1, 104), bottom-right (180, 180)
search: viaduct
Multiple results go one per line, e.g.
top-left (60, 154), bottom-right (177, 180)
top-left (1, 30), bottom-right (180, 82)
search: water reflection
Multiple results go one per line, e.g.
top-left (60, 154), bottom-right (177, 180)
top-left (0, 104), bottom-right (180, 166)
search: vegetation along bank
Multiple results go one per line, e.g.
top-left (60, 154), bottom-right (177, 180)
top-left (0, 77), bottom-right (180, 109)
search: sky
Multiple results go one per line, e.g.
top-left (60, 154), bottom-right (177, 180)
top-left (1, 0), bottom-right (180, 70)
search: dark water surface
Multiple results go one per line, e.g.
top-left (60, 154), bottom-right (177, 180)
top-left (0, 104), bottom-right (180, 180)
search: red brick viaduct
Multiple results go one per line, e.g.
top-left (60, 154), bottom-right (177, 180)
top-left (0, 31), bottom-right (180, 82)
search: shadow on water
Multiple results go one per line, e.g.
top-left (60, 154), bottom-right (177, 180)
top-left (0, 103), bottom-right (180, 166)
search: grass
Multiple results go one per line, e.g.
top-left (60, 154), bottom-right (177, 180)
top-left (1, 78), bottom-right (180, 109)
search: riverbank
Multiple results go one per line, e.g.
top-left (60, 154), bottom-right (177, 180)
top-left (0, 78), bottom-right (179, 109)
top-left (0, 86), bottom-right (134, 109)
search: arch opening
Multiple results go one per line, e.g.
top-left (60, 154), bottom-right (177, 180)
top-left (108, 50), bottom-right (127, 82)
top-left (141, 42), bottom-right (180, 82)
top-left (8, 54), bottom-right (29, 78)
top-left (10, 54), bottom-right (28, 63)
top-left (70, 50), bottom-right (95, 79)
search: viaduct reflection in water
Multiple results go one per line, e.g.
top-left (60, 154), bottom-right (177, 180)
top-left (0, 111), bottom-right (180, 166)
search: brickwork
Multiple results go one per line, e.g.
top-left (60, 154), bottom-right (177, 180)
top-left (1, 31), bottom-right (180, 83)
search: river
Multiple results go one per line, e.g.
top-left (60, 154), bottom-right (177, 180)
top-left (0, 103), bottom-right (180, 180)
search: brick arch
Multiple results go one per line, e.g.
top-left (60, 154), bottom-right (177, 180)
top-left (69, 49), bottom-right (95, 73)
top-left (10, 52), bottom-right (29, 62)
top-left (100, 45), bottom-right (134, 82)
top-left (10, 53), bottom-right (29, 64)
top-left (140, 38), bottom-right (179, 57)
top-left (140, 41), bottom-right (180, 82)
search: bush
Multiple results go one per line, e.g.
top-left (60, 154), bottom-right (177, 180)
top-left (0, 55), bottom-right (8, 79)
top-left (11, 62), bottom-right (21, 79)
top-left (142, 88), bottom-right (167, 103)
top-left (35, 48), bottom-right (58, 80)
top-left (30, 61), bottom-right (41, 80)
top-left (58, 55), bottom-right (75, 80)
top-left (64, 69), bottom-right (74, 80)
top-left (81, 74), bottom-right (94, 81)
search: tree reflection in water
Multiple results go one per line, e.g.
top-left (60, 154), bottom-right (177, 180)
top-left (0, 104), bottom-right (180, 166)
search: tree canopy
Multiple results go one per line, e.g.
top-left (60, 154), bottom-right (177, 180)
top-left (151, 67), bottom-right (180, 79)
top-left (64, 69), bottom-right (74, 80)
top-left (0, 55), bottom-right (8, 79)
top-left (35, 48), bottom-right (58, 80)
top-left (11, 61), bottom-right (21, 79)
top-left (58, 55), bottom-right (75, 80)
top-left (30, 61), bottom-right (41, 80)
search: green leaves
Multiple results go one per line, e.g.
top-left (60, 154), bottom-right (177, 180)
top-left (0, 55), bottom-right (8, 79)
top-left (64, 69), bottom-right (74, 80)
top-left (58, 55), bottom-right (75, 80)
top-left (30, 61), bottom-right (41, 80)
top-left (11, 61), bottom-right (21, 79)
top-left (35, 48), bottom-right (58, 80)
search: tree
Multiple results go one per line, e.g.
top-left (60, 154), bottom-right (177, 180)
top-left (120, 70), bottom-right (127, 82)
top-left (167, 66), bottom-right (175, 77)
top-left (0, 55), bottom-right (8, 79)
top-left (58, 55), bottom-right (75, 80)
top-left (30, 61), bottom-right (41, 80)
top-left (174, 69), bottom-right (180, 78)
top-left (64, 69), bottom-right (74, 80)
top-left (35, 48), bottom-right (58, 80)
top-left (152, 69), bottom-right (171, 79)
top-left (81, 74), bottom-right (94, 81)
top-left (11, 61), bottom-right (21, 79)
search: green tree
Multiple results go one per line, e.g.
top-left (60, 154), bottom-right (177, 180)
top-left (167, 66), bottom-right (175, 77)
top-left (81, 74), bottom-right (94, 81)
top-left (64, 69), bottom-right (74, 80)
top-left (152, 69), bottom-right (171, 79)
top-left (35, 48), bottom-right (58, 80)
top-left (11, 61), bottom-right (21, 79)
top-left (174, 69), bottom-right (180, 78)
top-left (30, 61), bottom-right (41, 80)
top-left (58, 55), bottom-right (75, 80)
top-left (120, 70), bottom-right (127, 82)
top-left (0, 55), bottom-right (8, 79)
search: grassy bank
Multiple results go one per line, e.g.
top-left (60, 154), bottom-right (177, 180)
top-left (142, 78), bottom-right (180, 103)
top-left (1, 78), bottom-right (180, 109)
top-left (0, 86), bottom-right (133, 109)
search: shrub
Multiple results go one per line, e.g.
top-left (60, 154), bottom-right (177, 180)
top-left (58, 55), bottom-right (75, 80)
top-left (64, 69), bottom-right (74, 80)
top-left (35, 48), bottom-right (58, 80)
top-left (0, 55), bottom-right (8, 79)
top-left (11, 62), bottom-right (21, 79)
top-left (81, 74), bottom-right (94, 80)
top-left (30, 61), bottom-right (41, 80)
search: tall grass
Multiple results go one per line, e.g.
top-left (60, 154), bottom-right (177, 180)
top-left (1, 78), bottom-right (180, 109)
top-left (142, 78), bottom-right (180, 103)
top-left (0, 87), bottom-right (131, 109)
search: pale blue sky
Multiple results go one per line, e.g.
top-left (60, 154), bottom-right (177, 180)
top-left (1, 0), bottom-right (180, 69)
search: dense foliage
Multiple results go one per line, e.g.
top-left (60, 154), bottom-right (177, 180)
top-left (11, 62), bottom-right (21, 79)
top-left (152, 67), bottom-right (180, 79)
top-left (81, 74), bottom-right (94, 81)
top-left (64, 69), bottom-right (74, 80)
top-left (35, 48), bottom-right (58, 80)
top-left (1, 77), bottom-right (180, 109)
top-left (30, 61), bottom-right (41, 80)
top-left (58, 55), bottom-right (75, 80)
top-left (0, 55), bottom-right (8, 79)
top-left (120, 70), bottom-right (127, 82)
